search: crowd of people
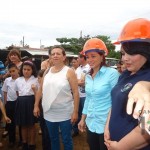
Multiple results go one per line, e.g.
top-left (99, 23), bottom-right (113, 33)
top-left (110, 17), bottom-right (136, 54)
top-left (0, 17), bottom-right (150, 150)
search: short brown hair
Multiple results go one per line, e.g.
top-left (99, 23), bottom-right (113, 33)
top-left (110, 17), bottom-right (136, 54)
top-left (6, 49), bottom-right (22, 65)
top-left (50, 45), bottom-right (66, 56)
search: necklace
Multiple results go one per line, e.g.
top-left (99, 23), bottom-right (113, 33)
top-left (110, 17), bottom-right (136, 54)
top-left (53, 65), bottom-right (65, 73)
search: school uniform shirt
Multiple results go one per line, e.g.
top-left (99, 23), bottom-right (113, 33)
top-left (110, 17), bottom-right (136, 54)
top-left (109, 68), bottom-right (150, 149)
top-left (2, 77), bottom-right (17, 101)
top-left (82, 66), bottom-right (120, 134)
top-left (15, 75), bottom-right (38, 96)
top-left (75, 64), bottom-right (90, 98)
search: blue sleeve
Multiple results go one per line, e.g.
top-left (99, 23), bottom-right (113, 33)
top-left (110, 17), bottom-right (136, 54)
top-left (82, 97), bottom-right (89, 115)
top-left (109, 69), bottom-right (120, 89)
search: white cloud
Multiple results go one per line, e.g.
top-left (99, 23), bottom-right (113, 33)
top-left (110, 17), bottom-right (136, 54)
top-left (0, 0), bottom-right (150, 48)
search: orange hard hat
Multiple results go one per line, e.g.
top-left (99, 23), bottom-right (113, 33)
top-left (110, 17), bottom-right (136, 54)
top-left (83, 38), bottom-right (108, 56)
top-left (114, 18), bottom-right (150, 44)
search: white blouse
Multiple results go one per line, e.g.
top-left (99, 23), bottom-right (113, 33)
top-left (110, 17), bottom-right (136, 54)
top-left (15, 75), bottom-right (38, 96)
top-left (42, 66), bottom-right (73, 122)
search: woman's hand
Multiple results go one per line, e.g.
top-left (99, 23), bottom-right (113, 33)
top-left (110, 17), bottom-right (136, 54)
top-left (104, 128), bottom-right (110, 143)
top-left (78, 119), bottom-right (86, 132)
top-left (127, 81), bottom-right (150, 134)
top-left (71, 111), bottom-right (78, 124)
top-left (105, 140), bottom-right (120, 150)
top-left (33, 105), bottom-right (40, 118)
top-left (31, 84), bottom-right (36, 92)
top-left (4, 116), bottom-right (11, 124)
top-left (78, 79), bottom-right (85, 87)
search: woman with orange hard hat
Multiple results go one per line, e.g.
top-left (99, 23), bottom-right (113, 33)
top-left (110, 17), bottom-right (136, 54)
top-left (127, 81), bottom-right (150, 135)
top-left (104, 18), bottom-right (150, 150)
top-left (78, 38), bottom-right (119, 150)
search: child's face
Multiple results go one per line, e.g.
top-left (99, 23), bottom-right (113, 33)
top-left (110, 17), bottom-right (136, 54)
top-left (9, 67), bottom-right (19, 78)
top-left (23, 65), bottom-right (33, 78)
top-left (38, 76), bottom-right (42, 84)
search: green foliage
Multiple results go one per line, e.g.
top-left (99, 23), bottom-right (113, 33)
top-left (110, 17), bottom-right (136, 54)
top-left (51, 35), bottom-right (119, 58)
top-left (56, 36), bottom-right (90, 54)
top-left (107, 50), bottom-right (121, 59)
top-left (56, 38), bottom-right (68, 44)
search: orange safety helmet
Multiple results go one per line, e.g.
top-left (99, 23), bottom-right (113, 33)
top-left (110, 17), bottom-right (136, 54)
top-left (114, 18), bottom-right (150, 44)
top-left (83, 38), bottom-right (108, 56)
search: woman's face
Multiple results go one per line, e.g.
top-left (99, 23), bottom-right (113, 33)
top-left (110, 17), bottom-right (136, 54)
top-left (9, 53), bottom-right (20, 62)
top-left (121, 50), bottom-right (147, 74)
top-left (51, 48), bottom-right (66, 65)
top-left (86, 52), bottom-right (103, 69)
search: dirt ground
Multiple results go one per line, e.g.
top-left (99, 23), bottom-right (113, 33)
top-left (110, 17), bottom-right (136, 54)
top-left (0, 123), bottom-right (89, 150)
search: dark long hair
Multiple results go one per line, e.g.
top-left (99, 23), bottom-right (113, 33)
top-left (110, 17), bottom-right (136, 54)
top-left (122, 41), bottom-right (150, 69)
top-left (20, 60), bottom-right (37, 77)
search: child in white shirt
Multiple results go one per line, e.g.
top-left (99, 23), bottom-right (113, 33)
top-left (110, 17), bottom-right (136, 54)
top-left (15, 60), bottom-right (38, 150)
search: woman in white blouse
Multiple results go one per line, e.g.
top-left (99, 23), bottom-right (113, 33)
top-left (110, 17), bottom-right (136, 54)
top-left (34, 45), bottom-right (79, 150)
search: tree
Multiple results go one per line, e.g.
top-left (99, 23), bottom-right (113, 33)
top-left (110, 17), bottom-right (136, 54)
top-left (53, 35), bottom-right (120, 58)
top-left (56, 38), bottom-right (68, 44)
top-left (56, 36), bottom-right (89, 54)
top-left (7, 44), bottom-right (15, 50)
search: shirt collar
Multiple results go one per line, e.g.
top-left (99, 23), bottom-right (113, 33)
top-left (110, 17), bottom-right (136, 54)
top-left (99, 66), bottom-right (107, 74)
top-left (87, 66), bottom-right (107, 77)
top-left (122, 68), bottom-right (150, 77)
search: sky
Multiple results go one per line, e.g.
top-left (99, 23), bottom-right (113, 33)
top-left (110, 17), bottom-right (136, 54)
top-left (0, 0), bottom-right (150, 49)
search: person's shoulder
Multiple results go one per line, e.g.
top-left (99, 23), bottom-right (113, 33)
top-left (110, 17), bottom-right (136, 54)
top-left (41, 59), bottom-right (49, 64)
top-left (77, 65), bottom-right (82, 69)
top-left (68, 66), bottom-right (74, 71)
top-left (41, 60), bottom-right (46, 67)
top-left (30, 75), bottom-right (37, 80)
top-left (85, 63), bottom-right (90, 68)
top-left (106, 66), bottom-right (118, 72)
top-left (67, 66), bottom-right (76, 75)
top-left (41, 59), bottom-right (46, 64)
top-left (104, 66), bottom-right (120, 76)
top-left (75, 65), bottom-right (82, 72)
top-left (41, 59), bottom-right (50, 70)
top-left (16, 76), bottom-right (23, 82)
top-left (17, 61), bottom-right (23, 69)
top-left (4, 77), bottom-right (12, 82)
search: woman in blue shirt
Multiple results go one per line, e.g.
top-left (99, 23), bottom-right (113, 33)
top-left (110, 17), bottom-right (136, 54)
top-left (78, 38), bottom-right (119, 150)
top-left (105, 18), bottom-right (150, 150)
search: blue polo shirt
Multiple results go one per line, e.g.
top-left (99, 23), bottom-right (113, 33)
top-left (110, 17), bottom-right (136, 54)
top-left (82, 66), bottom-right (119, 134)
top-left (0, 61), bottom-right (6, 88)
top-left (109, 68), bottom-right (150, 149)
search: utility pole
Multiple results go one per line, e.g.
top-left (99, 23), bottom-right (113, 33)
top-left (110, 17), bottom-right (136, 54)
top-left (80, 30), bottom-right (82, 38)
top-left (40, 40), bottom-right (41, 48)
top-left (23, 36), bottom-right (24, 47)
